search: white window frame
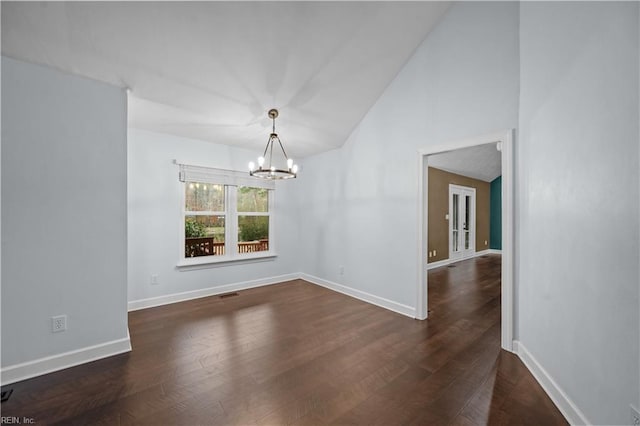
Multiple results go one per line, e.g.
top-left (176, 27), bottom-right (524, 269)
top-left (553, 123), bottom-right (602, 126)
top-left (176, 162), bottom-right (276, 267)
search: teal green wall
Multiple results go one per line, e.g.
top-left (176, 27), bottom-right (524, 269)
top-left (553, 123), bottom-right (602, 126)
top-left (490, 176), bottom-right (502, 249)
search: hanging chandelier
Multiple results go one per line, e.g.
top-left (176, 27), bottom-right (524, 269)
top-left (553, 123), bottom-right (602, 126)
top-left (249, 109), bottom-right (298, 180)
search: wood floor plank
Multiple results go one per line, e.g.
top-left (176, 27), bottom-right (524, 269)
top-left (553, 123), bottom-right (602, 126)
top-left (1, 256), bottom-right (567, 425)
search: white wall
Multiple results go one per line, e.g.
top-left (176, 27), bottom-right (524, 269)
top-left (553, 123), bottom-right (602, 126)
top-left (1, 57), bottom-right (129, 370)
top-left (127, 128), bottom-right (300, 306)
top-left (518, 3), bottom-right (639, 424)
top-left (298, 2), bottom-right (519, 309)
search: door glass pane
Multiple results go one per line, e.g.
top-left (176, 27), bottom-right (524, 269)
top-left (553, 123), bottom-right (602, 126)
top-left (452, 193), bottom-right (459, 252)
top-left (452, 194), bottom-right (459, 230)
top-left (185, 215), bottom-right (225, 257)
top-left (453, 230), bottom-right (459, 252)
top-left (464, 195), bottom-right (471, 249)
top-left (464, 195), bottom-right (470, 231)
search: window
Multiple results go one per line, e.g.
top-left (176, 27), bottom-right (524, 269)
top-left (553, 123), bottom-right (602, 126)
top-left (184, 183), bottom-right (226, 257)
top-left (178, 163), bottom-right (275, 265)
top-left (237, 187), bottom-right (270, 254)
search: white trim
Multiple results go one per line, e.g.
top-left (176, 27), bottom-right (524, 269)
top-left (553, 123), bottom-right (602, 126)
top-left (448, 184), bottom-right (477, 261)
top-left (418, 129), bottom-right (514, 351)
top-left (514, 340), bottom-right (589, 425)
top-left (474, 249), bottom-right (501, 257)
top-left (128, 273), bottom-right (299, 311)
top-left (176, 253), bottom-right (277, 268)
top-left (419, 130), bottom-right (513, 158)
top-left (130, 272), bottom-right (416, 319)
top-left (1, 332), bottom-right (132, 385)
top-left (426, 249), bottom-right (502, 270)
top-left (300, 273), bottom-right (416, 318)
top-left (426, 258), bottom-right (453, 270)
top-left (175, 161), bottom-right (275, 190)
top-left (181, 179), bottom-right (275, 265)
top-left (416, 152), bottom-right (429, 320)
top-left (501, 130), bottom-right (514, 352)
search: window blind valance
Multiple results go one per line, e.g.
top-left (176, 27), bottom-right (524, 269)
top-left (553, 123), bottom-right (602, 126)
top-left (175, 161), bottom-right (275, 190)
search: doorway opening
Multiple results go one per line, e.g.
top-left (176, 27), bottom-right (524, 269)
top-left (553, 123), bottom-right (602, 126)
top-left (416, 130), bottom-right (514, 352)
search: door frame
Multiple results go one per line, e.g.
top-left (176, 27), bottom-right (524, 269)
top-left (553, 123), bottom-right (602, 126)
top-left (448, 184), bottom-right (477, 261)
top-left (416, 129), bottom-right (514, 352)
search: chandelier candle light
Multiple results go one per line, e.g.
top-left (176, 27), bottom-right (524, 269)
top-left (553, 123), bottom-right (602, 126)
top-left (249, 109), bottom-right (298, 180)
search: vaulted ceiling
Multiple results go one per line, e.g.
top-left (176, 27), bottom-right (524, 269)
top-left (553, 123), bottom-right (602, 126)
top-left (2, 1), bottom-right (451, 158)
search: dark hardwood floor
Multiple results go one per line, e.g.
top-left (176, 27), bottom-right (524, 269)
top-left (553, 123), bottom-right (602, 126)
top-left (2, 255), bottom-right (567, 425)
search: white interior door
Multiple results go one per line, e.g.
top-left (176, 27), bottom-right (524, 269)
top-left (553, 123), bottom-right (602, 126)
top-left (449, 184), bottom-right (476, 261)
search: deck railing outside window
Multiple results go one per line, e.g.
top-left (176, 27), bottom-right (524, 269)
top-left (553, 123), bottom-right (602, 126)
top-left (185, 237), bottom-right (268, 257)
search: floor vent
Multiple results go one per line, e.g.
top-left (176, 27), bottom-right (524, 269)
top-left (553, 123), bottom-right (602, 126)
top-left (481, 255), bottom-right (488, 258)
top-left (448, 265), bottom-right (456, 268)
top-left (1, 388), bottom-right (13, 403)
top-left (219, 292), bottom-right (239, 299)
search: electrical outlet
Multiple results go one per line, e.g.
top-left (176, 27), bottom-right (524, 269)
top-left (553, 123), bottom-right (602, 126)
top-left (484, 240), bottom-right (488, 245)
top-left (339, 266), bottom-right (344, 275)
top-left (433, 250), bottom-right (437, 256)
top-left (51, 315), bottom-right (67, 333)
top-left (631, 404), bottom-right (640, 426)
top-left (428, 251), bottom-right (432, 258)
top-left (150, 274), bottom-right (159, 285)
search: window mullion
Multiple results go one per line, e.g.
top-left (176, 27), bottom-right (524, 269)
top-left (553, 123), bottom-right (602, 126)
top-left (228, 186), bottom-right (238, 256)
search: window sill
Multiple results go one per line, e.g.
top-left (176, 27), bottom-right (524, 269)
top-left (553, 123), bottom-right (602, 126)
top-left (176, 252), bottom-right (277, 270)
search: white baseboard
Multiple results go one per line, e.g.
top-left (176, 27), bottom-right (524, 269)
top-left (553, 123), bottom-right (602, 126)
top-left (1, 332), bottom-right (132, 385)
top-left (128, 273), bottom-right (300, 311)
top-left (300, 273), bottom-right (416, 318)
top-left (513, 340), bottom-right (589, 425)
top-left (427, 258), bottom-right (452, 270)
top-left (427, 249), bottom-right (502, 270)
top-left (130, 272), bottom-right (416, 320)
